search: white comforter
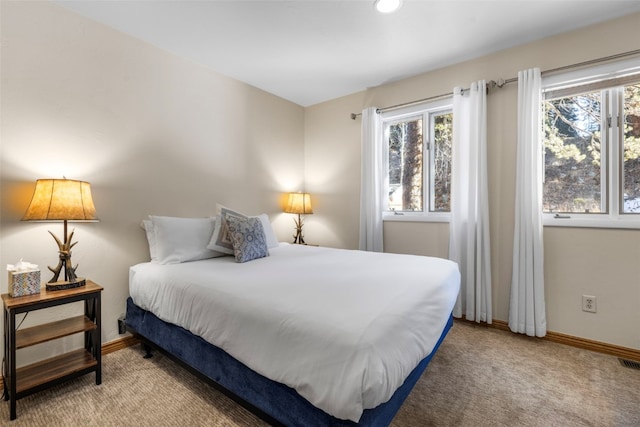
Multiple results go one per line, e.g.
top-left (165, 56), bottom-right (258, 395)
top-left (129, 244), bottom-right (460, 422)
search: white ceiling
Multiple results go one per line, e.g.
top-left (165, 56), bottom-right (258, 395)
top-left (53, 0), bottom-right (640, 107)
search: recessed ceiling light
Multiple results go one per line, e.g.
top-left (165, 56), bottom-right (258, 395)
top-left (374, 0), bottom-right (402, 14)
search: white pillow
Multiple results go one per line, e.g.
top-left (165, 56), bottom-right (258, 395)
top-left (141, 219), bottom-right (158, 262)
top-left (149, 216), bottom-right (223, 264)
top-left (256, 213), bottom-right (279, 249)
top-left (207, 206), bottom-right (279, 254)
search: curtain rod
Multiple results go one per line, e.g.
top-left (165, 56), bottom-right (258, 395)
top-left (350, 48), bottom-right (640, 120)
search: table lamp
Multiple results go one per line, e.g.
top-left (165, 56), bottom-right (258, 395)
top-left (22, 178), bottom-right (98, 291)
top-left (284, 192), bottom-right (313, 244)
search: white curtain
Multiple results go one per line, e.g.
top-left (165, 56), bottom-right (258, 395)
top-left (359, 107), bottom-right (385, 252)
top-left (449, 81), bottom-right (492, 322)
top-left (509, 68), bottom-right (546, 337)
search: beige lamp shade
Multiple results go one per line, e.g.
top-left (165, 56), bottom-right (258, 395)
top-left (22, 179), bottom-right (97, 221)
top-left (284, 192), bottom-right (313, 215)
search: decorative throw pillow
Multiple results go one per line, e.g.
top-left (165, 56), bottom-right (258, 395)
top-left (226, 216), bottom-right (269, 263)
top-left (207, 205), bottom-right (279, 253)
top-left (207, 206), bottom-right (248, 255)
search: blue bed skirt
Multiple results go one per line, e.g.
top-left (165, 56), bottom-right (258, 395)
top-left (125, 297), bottom-right (453, 426)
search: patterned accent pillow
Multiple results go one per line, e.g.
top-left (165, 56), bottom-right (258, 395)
top-left (207, 207), bottom-right (248, 255)
top-left (226, 216), bottom-right (269, 263)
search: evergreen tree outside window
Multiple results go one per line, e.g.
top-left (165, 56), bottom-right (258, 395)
top-left (623, 83), bottom-right (640, 213)
top-left (542, 62), bottom-right (640, 226)
top-left (543, 90), bottom-right (603, 213)
top-left (383, 99), bottom-right (453, 218)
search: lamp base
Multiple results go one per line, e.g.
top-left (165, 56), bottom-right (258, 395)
top-left (292, 214), bottom-right (305, 244)
top-left (46, 278), bottom-right (86, 291)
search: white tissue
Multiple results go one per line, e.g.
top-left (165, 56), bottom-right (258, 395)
top-left (7, 259), bottom-right (39, 272)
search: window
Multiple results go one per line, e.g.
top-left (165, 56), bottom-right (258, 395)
top-left (542, 60), bottom-right (640, 227)
top-left (543, 88), bottom-right (604, 213)
top-left (382, 99), bottom-right (453, 220)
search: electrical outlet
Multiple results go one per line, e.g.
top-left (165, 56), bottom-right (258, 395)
top-left (582, 295), bottom-right (597, 313)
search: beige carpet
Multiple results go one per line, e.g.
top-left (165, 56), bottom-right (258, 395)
top-left (2, 321), bottom-right (640, 426)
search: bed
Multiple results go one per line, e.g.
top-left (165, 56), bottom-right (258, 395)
top-left (126, 213), bottom-right (460, 426)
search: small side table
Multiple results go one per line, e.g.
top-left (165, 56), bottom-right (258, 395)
top-left (2, 280), bottom-right (103, 420)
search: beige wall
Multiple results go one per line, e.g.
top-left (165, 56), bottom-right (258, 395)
top-left (0, 2), bottom-right (304, 364)
top-left (304, 13), bottom-right (640, 350)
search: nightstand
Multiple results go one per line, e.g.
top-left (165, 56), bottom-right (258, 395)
top-left (2, 280), bottom-right (103, 420)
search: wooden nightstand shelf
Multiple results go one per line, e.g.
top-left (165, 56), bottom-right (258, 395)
top-left (2, 280), bottom-right (103, 420)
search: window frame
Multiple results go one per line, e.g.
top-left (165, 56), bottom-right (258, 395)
top-left (541, 57), bottom-right (640, 229)
top-left (380, 98), bottom-right (453, 223)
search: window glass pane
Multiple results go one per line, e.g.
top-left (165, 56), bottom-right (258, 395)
top-left (388, 118), bottom-right (423, 211)
top-left (623, 82), bottom-right (640, 213)
top-left (431, 112), bottom-right (453, 212)
top-left (543, 90), bottom-right (603, 213)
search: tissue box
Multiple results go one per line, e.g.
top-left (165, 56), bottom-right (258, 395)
top-left (8, 270), bottom-right (41, 297)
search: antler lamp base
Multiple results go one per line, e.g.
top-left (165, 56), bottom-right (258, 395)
top-left (45, 221), bottom-right (87, 291)
top-left (292, 214), bottom-right (306, 245)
